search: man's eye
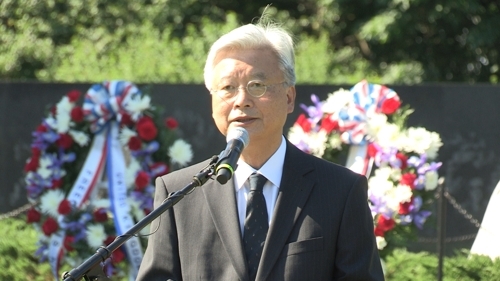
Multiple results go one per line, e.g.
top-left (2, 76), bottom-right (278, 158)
top-left (220, 85), bottom-right (236, 92)
top-left (248, 82), bottom-right (265, 90)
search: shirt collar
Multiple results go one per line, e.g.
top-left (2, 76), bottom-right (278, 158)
top-left (234, 136), bottom-right (287, 191)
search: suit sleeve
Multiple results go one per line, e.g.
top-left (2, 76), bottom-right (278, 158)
top-left (333, 175), bottom-right (385, 281)
top-left (136, 176), bottom-right (183, 281)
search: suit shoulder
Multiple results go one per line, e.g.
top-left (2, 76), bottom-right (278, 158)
top-left (157, 159), bottom-right (213, 192)
top-left (292, 145), bottom-right (364, 182)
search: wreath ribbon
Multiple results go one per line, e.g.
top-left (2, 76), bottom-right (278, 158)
top-left (48, 128), bottom-right (108, 279)
top-left (341, 80), bottom-right (398, 175)
top-left (107, 123), bottom-right (143, 280)
top-left (48, 81), bottom-right (144, 280)
top-left (83, 80), bottom-right (139, 133)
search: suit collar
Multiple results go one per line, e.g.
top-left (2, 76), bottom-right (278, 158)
top-left (202, 178), bottom-right (250, 281)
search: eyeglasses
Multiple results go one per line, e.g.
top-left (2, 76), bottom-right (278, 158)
top-left (211, 80), bottom-right (286, 100)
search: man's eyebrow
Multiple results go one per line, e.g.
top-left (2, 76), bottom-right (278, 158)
top-left (252, 73), bottom-right (267, 80)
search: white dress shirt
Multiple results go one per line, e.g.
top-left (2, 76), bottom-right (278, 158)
top-left (233, 136), bottom-right (286, 236)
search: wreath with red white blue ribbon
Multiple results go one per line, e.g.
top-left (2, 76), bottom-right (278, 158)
top-left (24, 81), bottom-right (193, 279)
top-left (288, 80), bottom-right (443, 257)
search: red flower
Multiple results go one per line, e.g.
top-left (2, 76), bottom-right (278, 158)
top-left (319, 114), bottom-right (338, 133)
top-left (51, 178), bottom-right (63, 189)
top-left (120, 113), bottom-right (134, 127)
top-left (36, 124), bottom-right (47, 132)
top-left (399, 199), bottom-right (413, 215)
top-left (58, 199), bottom-right (72, 215)
top-left (42, 217), bottom-right (59, 236)
top-left (67, 90), bottom-right (81, 103)
top-left (401, 173), bottom-right (417, 189)
top-left (165, 117), bottom-right (178, 129)
top-left (376, 215), bottom-right (395, 232)
top-left (150, 162), bottom-right (168, 177)
top-left (367, 143), bottom-right (379, 158)
top-left (395, 152), bottom-right (408, 170)
top-left (381, 96), bottom-right (401, 115)
top-left (24, 156), bottom-right (40, 172)
top-left (56, 133), bottom-right (74, 150)
top-left (105, 235), bottom-right (116, 246)
top-left (111, 248), bottom-right (125, 264)
top-left (93, 208), bottom-right (108, 222)
top-left (135, 171), bottom-right (150, 191)
top-left (31, 147), bottom-right (41, 158)
top-left (374, 226), bottom-right (385, 237)
top-left (127, 136), bottom-right (142, 151)
top-left (136, 116), bottom-right (158, 141)
top-left (295, 114), bottom-right (312, 133)
top-left (26, 208), bottom-right (41, 223)
top-left (70, 107), bottom-right (84, 123)
top-left (64, 236), bottom-right (75, 251)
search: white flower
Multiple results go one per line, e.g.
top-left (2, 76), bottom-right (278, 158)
top-left (373, 166), bottom-right (393, 181)
top-left (86, 224), bottom-right (107, 248)
top-left (328, 134), bottom-right (343, 150)
top-left (376, 236), bottom-right (387, 250)
top-left (375, 123), bottom-right (402, 149)
top-left (322, 89), bottom-right (351, 114)
top-left (426, 131), bottom-right (443, 159)
top-left (45, 116), bottom-right (58, 130)
top-left (124, 95), bottom-right (151, 121)
top-left (40, 189), bottom-right (65, 217)
top-left (92, 199), bottom-right (110, 209)
top-left (425, 170), bottom-right (439, 191)
top-left (56, 96), bottom-right (73, 133)
top-left (119, 126), bottom-right (137, 146)
top-left (287, 125), bottom-right (307, 148)
top-left (368, 175), bottom-right (394, 198)
top-left (403, 127), bottom-right (443, 159)
top-left (69, 130), bottom-right (90, 146)
top-left (306, 130), bottom-right (329, 157)
top-left (128, 198), bottom-right (145, 222)
top-left (168, 139), bottom-right (193, 167)
top-left (126, 158), bottom-right (142, 187)
top-left (366, 113), bottom-right (388, 139)
top-left (394, 184), bottom-right (413, 203)
top-left (37, 155), bottom-right (53, 179)
top-left (385, 192), bottom-right (402, 213)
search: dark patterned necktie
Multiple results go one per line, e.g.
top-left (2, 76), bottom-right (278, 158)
top-left (243, 173), bottom-right (269, 281)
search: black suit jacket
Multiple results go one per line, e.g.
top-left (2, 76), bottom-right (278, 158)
top-left (136, 140), bottom-right (384, 280)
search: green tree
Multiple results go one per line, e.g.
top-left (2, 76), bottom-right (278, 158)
top-left (1, 0), bottom-right (498, 83)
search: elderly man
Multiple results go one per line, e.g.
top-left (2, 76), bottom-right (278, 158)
top-left (136, 16), bottom-right (384, 281)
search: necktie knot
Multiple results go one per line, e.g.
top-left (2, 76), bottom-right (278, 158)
top-left (248, 173), bottom-right (267, 192)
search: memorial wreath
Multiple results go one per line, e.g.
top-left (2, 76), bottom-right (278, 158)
top-left (288, 80), bottom-right (443, 258)
top-left (23, 81), bottom-right (193, 279)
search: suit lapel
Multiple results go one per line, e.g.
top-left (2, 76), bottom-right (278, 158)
top-left (257, 142), bottom-right (315, 280)
top-left (202, 178), bottom-right (249, 281)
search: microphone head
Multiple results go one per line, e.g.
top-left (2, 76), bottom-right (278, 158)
top-left (226, 127), bottom-right (249, 148)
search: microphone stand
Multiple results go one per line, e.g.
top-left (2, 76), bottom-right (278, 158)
top-left (61, 156), bottom-right (219, 281)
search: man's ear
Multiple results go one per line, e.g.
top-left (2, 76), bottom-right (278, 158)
top-left (286, 86), bottom-right (296, 114)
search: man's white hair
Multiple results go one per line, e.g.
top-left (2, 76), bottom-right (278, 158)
top-left (203, 17), bottom-right (296, 90)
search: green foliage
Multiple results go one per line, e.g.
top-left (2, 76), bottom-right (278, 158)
top-left (0, 216), bottom-right (53, 281)
top-left (384, 248), bottom-right (500, 281)
top-left (41, 15), bottom-right (240, 83)
top-left (1, 0), bottom-right (499, 83)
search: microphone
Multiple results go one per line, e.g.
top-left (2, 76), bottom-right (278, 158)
top-left (216, 127), bottom-right (250, 184)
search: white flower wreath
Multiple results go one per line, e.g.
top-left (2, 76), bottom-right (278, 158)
top-left (24, 81), bottom-right (193, 279)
